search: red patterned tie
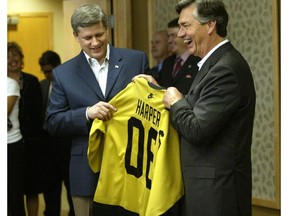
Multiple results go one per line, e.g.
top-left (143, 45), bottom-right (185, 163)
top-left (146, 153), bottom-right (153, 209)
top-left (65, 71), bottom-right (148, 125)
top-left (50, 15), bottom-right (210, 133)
top-left (172, 56), bottom-right (182, 77)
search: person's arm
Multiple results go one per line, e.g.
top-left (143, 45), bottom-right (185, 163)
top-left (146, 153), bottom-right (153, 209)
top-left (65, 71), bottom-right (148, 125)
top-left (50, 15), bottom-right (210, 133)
top-left (45, 69), bottom-right (87, 137)
top-left (169, 64), bottom-right (241, 145)
top-left (8, 95), bottom-right (18, 115)
top-left (46, 67), bottom-right (117, 137)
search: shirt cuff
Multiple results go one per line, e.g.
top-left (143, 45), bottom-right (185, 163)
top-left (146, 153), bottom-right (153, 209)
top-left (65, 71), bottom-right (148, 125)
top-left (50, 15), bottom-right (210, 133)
top-left (86, 106), bottom-right (91, 121)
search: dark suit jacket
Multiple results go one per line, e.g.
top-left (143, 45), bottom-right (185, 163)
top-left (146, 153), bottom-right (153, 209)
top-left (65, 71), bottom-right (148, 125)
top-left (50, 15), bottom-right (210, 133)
top-left (156, 54), bottom-right (200, 94)
top-left (40, 79), bottom-right (71, 188)
top-left (170, 42), bottom-right (255, 216)
top-left (146, 65), bottom-right (159, 77)
top-left (19, 72), bottom-right (43, 140)
top-left (40, 79), bottom-right (50, 120)
top-left (19, 72), bottom-right (47, 193)
top-left (46, 45), bottom-right (149, 196)
top-left (145, 62), bottom-right (164, 78)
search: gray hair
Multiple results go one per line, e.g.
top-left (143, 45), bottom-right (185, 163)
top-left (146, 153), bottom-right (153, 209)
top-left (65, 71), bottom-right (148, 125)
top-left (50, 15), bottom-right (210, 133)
top-left (175, 0), bottom-right (229, 37)
top-left (71, 3), bottom-right (108, 34)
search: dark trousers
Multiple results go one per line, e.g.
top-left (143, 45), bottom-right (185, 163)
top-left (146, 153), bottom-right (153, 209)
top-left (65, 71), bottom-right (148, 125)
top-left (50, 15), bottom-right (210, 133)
top-left (42, 137), bottom-right (75, 216)
top-left (43, 178), bottom-right (62, 216)
top-left (43, 173), bottom-right (75, 216)
top-left (8, 140), bottom-right (26, 216)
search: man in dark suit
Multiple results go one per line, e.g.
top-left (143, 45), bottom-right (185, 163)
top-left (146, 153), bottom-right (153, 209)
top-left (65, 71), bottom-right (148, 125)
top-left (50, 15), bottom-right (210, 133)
top-left (39, 50), bottom-right (75, 216)
top-left (45, 3), bottom-right (149, 216)
top-left (156, 18), bottom-right (200, 95)
top-left (135, 0), bottom-right (256, 215)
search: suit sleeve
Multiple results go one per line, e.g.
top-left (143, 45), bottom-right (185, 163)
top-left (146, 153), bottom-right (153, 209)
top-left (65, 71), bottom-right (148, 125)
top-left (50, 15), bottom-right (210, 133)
top-left (170, 64), bottom-right (241, 145)
top-left (45, 69), bottom-right (89, 137)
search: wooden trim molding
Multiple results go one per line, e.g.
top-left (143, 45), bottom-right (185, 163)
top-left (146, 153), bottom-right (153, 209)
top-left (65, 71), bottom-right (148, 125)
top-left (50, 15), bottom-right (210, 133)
top-left (112, 0), bottom-right (132, 48)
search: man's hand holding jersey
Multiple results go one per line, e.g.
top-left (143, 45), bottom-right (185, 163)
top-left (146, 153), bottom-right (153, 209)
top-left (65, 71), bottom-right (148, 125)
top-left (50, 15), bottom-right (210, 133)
top-left (87, 101), bottom-right (117, 121)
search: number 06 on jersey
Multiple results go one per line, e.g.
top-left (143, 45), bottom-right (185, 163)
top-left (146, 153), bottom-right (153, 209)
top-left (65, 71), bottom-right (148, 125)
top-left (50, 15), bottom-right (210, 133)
top-left (88, 78), bottom-right (184, 216)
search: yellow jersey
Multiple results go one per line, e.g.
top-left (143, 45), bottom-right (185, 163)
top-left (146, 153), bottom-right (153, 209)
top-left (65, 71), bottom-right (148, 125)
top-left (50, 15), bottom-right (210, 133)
top-left (88, 77), bottom-right (184, 215)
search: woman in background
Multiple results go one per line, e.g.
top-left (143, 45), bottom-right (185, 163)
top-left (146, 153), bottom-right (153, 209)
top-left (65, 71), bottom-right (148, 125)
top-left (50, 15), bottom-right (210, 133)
top-left (7, 76), bottom-right (25, 216)
top-left (8, 41), bottom-right (45, 216)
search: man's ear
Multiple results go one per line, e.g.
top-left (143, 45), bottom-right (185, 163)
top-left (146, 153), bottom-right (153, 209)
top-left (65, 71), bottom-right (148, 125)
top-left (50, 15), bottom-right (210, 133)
top-left (207, 20), bottom-right (216, 35)
top-left (73, 32), bottom-right (79, 42)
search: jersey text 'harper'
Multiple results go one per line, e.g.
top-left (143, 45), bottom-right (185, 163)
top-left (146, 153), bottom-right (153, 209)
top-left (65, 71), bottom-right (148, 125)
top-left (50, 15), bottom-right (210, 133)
top-left (135, 99), bottom-right (161, 127)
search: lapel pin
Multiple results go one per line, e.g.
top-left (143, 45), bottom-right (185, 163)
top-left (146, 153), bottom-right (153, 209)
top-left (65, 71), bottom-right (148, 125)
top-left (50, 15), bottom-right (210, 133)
top-left (115, 65), bottom-right (119, 68)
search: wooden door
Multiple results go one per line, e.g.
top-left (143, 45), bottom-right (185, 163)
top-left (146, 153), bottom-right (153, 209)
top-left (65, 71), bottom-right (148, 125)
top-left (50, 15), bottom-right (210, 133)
top-left (8, 13), bottom-right (53, 81)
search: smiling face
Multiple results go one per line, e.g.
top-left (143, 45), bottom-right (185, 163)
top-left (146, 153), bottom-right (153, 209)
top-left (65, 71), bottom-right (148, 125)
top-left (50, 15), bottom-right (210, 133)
top-left (167, 27), bottom-right (179, 54)
top-left (8, 49), bottom-right (23, 73)
top-left (74, 22), bottom-right (108, 64)
top-left (168, 26), bottom-right (189, 56)
top-left (177, 4), bottom-right (214, 58)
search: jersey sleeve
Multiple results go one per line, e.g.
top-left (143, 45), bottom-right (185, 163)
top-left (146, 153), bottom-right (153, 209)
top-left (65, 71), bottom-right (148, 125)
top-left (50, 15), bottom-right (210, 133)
top-left (88, 119), bottom-right (106, 173)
